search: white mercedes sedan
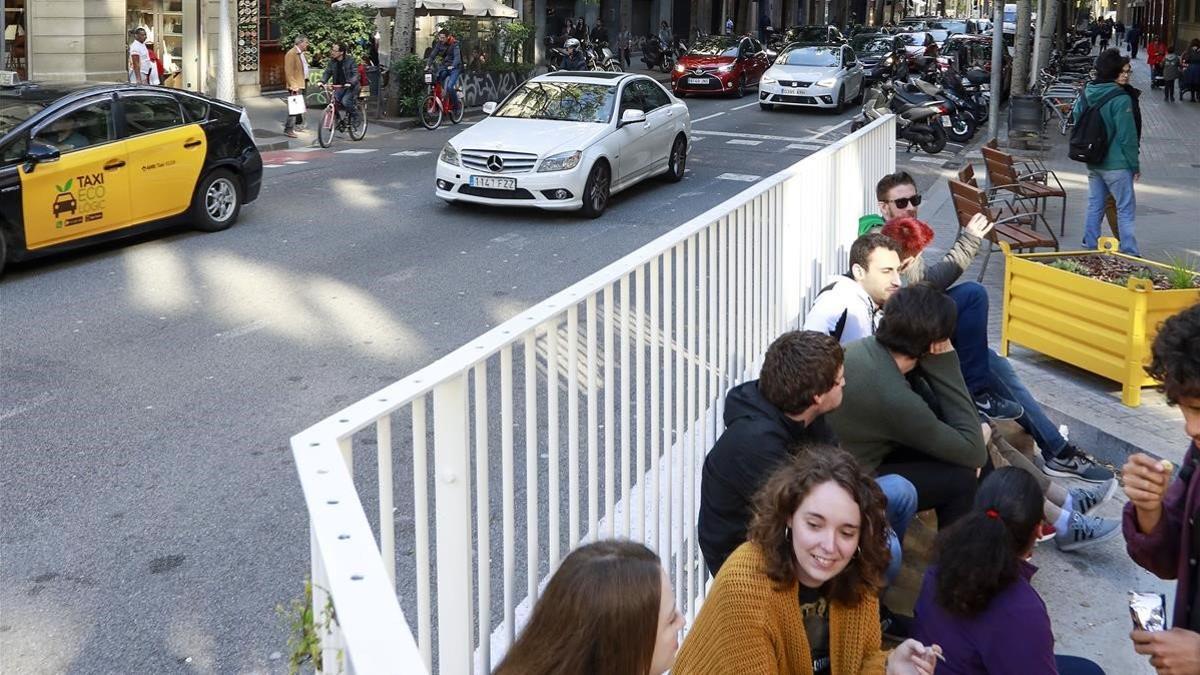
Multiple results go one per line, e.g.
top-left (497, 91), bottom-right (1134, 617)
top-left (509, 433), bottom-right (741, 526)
top-left (758, 44), bottom-right (865, 113)
top-left (435, 71), bottom-right (691, 218)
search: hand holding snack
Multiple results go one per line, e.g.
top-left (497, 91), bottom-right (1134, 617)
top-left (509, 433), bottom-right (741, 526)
top-left (1131, 627), bottom-right (1200, 674)
top-left (886, 639), bottom-right (940, 675)
top-left (1123, 453), bottom-right (1172, 512)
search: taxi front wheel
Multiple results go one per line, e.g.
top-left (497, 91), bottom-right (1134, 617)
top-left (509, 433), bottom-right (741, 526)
top-left (192, 169), bottom-right (243, 232)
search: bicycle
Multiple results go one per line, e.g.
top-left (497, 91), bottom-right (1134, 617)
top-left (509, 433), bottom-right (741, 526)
top-left (419, 68), bottom-right (464, 130)
top-left (317, 83), bottom-right (368, 148)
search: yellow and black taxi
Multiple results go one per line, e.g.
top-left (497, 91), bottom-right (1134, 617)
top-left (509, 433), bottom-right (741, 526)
top-left (0, 78), bottom-right (263, 274)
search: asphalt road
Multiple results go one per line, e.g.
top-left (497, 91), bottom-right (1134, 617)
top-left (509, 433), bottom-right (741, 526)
top-left (0, 90), bottom-right (966, 673)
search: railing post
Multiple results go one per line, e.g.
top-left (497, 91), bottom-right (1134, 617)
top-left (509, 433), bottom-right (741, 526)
top-left (433, 375), bottom-right (474, 674)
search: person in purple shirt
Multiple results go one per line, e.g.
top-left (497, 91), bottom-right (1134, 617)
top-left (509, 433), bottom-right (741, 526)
top-left (1123, 303), bottom-right (1200, 673)
top-left (912, 467), bottom-right (1105, 674)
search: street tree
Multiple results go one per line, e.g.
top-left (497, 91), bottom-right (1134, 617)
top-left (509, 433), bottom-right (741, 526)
top-left (1035, 0), bottom-right (1061, 82)
top-left (1012, 0), bottom-right (1033, 94)
top-left (388, 0), bottom-right (416, 116)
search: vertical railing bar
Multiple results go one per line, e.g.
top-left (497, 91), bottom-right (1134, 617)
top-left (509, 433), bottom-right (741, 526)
top-left (500, 348), bottom-right (515, 647)
top-left (717, 216), bottom-right (729, 438)
top-left (620, 275), bottom-right (632, 538)
top-left (603, 284), bottom-right (616, 539)
top-left (432, 376), bottom-right (473, 675)
top-left (673, 241), bottom-right (685, 599)
top-left (662, 250), bottom-right (674, 572)
top-left (685, 234), bottom-right (698, 622)
top-left (635, 264), bottom-right (647, 546)
top-left (376, 416), bottom-right (395, 588)
top-left (524, 333), bottom-right (540, 606)
top-left (411, 397), bottom-right (432, 669)
top-left (472, 365), bottom-right (490, 672)
top-left (546, 319), bottom-right (561, 570)
top-left (737, 206), bottom-right (747, 382)
top-left (586, 295), bottom-right (599, 540)
top-left (650, 257), bottom-right (661, 554)
top-left (700, 225), bottom-right (712, 597)
top-left (567, 305), bottom-right (580, 550)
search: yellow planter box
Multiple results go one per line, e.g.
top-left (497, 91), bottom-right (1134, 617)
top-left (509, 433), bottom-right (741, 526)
top-left (999, 238), bottom-right (1200, 407)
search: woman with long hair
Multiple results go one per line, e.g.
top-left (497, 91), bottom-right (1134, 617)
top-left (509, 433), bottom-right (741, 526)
top-left (912, 468), bottom-right (1105, 674)
top-left (493, 539), bottom-right (683, 675)
top-left (674, 446), bottom-right (939, 674)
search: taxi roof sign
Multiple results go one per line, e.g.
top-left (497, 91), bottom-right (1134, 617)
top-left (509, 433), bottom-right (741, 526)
top-left (0, 71), bottom-right (19, 87)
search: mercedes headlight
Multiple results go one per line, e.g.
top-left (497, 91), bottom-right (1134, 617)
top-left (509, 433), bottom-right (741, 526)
top-left (816, 77), bottom-right (837, 88)
top-left (760, 75), bottom-right (777, 84)
top-left (717, 64), bottom-right (734, 73)
top-left (674, 63), bottom-right (685, 73)
top-left (538, 150), bottom-right (582, 173)
top-left (439, 142), bottom-right (460, 166)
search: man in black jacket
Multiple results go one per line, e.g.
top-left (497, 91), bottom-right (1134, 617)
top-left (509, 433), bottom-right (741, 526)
top-left (697, 330), bottom-right (918, 577)
top-left (321, 41), bottom-right (360, 121)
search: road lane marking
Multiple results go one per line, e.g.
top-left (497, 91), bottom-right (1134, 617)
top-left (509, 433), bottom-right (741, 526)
top-left (716, 173), bottom-right (761, 182)
top-left (906, 156), bottom-right (951, 164)
top-left (806, 119), bottom-right (853, 140)
top-left (392, 150), bottom-right (432, 157)
top-left (0, 392), bottom-right (55, 422)
top-left (731, 101), bottom-right (759, 110)
top-left (726, 139), bottom-right (761, 146)
top-left (690, 111), bottom-right (726, 123)
top-left (291, 147), bottom-right (324, 153)
top-left (786, 143), bottom-right (825, 151)
top-left (691, 129), bottom-right (813, 143)
top-left (263, 164), bottom-right (284, 168)
top-left (284, 160), bottom-right (308, 165)
top-left (335, 148), bottom-right (378, 154)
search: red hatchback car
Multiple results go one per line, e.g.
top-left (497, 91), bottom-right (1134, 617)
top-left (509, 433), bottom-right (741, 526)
top-left (671, 35), bottom-right (772, 97)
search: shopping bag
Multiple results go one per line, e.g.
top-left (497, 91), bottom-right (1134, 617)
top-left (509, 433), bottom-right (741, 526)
top-left (287, 94), bottom-right (306, 115)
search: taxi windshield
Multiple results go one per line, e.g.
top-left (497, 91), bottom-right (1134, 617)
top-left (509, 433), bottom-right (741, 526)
top-left (0, 101), bottom-right (45, 136)
top-left (494, 82), bottom-right (616, 123)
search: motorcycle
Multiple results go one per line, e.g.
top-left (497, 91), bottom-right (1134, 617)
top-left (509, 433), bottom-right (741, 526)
top-left (591, 41), bottom-right (623, 71)
top-left (907, 76), bottom-right (977, 143)
top-left (1067, 31), bottom-right (1093, 56)
top-left (642, 35), bottom-right (668, 71)
top-left (851, 80), bottom-right (948, 154)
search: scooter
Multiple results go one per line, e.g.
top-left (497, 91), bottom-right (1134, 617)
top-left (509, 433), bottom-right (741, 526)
top-left (642, 36), bottom-right (668, 70)
top-left (851, 80), bottom-right (948, 154)
top-left (908, 76), bottom-right (978, 142)
top-left (592, 41), bottom-right (623, 71)
top-left (1067, 32), bottom-right (1093, 56)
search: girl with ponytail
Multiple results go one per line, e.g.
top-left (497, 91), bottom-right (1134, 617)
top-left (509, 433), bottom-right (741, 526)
top-left (911, 467), bottom-right (1105, 674)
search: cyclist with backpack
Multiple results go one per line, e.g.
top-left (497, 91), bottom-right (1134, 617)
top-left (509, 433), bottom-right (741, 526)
top-left (1070, 49), bottom-right (1141, 256)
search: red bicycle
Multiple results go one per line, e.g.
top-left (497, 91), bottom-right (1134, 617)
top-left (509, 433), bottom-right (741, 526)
top-left (419, 68), bottom-right (464, 130)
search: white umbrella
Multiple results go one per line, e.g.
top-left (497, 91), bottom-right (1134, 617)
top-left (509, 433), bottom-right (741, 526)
top-left (331, 0), bottom-right (466, 14)
top-left (461, 0), bottom-right (518, 18)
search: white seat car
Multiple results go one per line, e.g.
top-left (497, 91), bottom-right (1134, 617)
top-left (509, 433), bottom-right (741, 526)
top-left (435, 71), bottom-right (690, 218)
top-left (758, 43), bottom-right (865, 113)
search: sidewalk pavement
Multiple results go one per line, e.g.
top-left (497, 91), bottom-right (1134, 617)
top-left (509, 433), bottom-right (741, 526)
top-left (905, 55), bottom-right (1198, 672)
top-left (241, 63), bottom-right (675, 153)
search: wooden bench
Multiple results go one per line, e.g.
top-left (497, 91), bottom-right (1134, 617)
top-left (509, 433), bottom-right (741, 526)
top-left (948, 177), bottom-right (1059, 280)
top-left (981, 145), bottom-right (1068, 236)
top-left (957, 163), bottom-right (1042, 227)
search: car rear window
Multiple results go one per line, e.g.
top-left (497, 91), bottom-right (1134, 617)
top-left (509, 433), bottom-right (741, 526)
top-left (176, 95), bottom-right (210, 123)
top-left (123, 95), bottom-right (185, 135)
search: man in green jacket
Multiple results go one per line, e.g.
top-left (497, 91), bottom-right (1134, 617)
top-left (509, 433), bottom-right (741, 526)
top-left (828, 283), bottom-right (989, 527)
top-left (1073, 49), bottom-right (1141, 256)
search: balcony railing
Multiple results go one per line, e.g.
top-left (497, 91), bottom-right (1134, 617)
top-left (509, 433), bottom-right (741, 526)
top-left (290, 115), bottom-right (897, 674)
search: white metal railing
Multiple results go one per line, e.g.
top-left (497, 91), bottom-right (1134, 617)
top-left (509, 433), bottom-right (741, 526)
top-left (290, 115), bottom-right (897, 674)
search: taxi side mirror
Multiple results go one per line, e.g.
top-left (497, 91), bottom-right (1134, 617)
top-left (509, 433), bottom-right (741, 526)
top-left (24, 141), bottom-right (61, 171)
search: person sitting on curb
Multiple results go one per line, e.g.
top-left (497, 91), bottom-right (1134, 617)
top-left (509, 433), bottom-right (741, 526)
top-left (878, 215), bottom-right (1115, 484)
top-left (863, 171), bottom-right (1024, 423)
top-left (828, 284), bottom-right (988, 528)
top-left (913, 467), bottom-right (1108, 674)
top-left (803, 233), bottom-right (902, 344)
top-left (678, 449), bottom-right (941, 675)
top-left (1123, 303), bottom-right (1200, 670)
top-left (697, 331), bottom-right (918, 636)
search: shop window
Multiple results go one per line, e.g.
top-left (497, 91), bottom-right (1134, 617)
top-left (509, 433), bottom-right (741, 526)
top-left (3, 0), bottom-right (28, 79)
top-left (127, 0), bottom-right (184, 86)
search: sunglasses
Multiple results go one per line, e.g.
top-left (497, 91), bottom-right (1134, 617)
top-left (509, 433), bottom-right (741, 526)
top-left (885, 194), bottom-right (923, 209)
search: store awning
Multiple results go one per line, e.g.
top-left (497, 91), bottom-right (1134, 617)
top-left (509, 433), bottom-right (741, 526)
top-left (332, 0), bottom-right (517, 17)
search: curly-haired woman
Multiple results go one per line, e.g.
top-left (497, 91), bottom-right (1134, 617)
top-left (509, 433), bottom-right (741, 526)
top-left (912, 467), bottom-right (1105, 674)
top-left (674, 446), bottom-right (940, 675)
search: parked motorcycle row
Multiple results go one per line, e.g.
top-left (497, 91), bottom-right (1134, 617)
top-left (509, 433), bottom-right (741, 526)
top-left (544, 36), bottom-right (624, 73)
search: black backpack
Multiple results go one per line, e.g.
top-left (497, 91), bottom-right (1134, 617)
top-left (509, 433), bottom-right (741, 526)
top-left (1068, 88), bottom-right (1128, 164)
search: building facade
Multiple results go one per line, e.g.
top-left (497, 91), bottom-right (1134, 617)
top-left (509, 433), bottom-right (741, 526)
top-left (2, 0), bottom-right (263, 100)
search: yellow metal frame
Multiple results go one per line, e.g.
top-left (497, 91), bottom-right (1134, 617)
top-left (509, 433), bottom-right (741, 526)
top-left (1000, 237), bottom-right (1200, 407)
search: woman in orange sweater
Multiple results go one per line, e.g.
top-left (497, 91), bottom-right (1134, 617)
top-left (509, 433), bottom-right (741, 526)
top-left (674, 447), bottom-right (941, 675)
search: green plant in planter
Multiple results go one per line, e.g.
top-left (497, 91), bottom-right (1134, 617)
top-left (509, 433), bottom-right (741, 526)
top-left (1165, 254), bottom-right (1200, 290)
top-left (1047, 258), bottom-right (1084, 274)
top-left (277, 578), bottom-right (340, 674)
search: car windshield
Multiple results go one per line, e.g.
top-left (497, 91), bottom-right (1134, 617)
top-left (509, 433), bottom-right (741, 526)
top-left (929, 29), bottom-right (949, 43)
top-left (0, 101), bottom-right (45, 136)
top-left (778, 46), bottom-right (839, 67)
top-left (787, 26), bottom-right (829, 42)
top-left (852, 36), bottom-right (893, 54)
top-left (689, 38), bottom-right (739, 57)
top-left (936, 20), bottom-right (969, 33)
top-left (494, 82), bottom-right (616, 124)
top-left (897, 32), bottom-right (929, 46)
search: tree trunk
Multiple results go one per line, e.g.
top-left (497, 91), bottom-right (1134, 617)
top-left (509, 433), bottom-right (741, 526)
top-left (387, 0), bottom-right (416, 116)
top-left (1012, 0), bottom-right (1032, 94)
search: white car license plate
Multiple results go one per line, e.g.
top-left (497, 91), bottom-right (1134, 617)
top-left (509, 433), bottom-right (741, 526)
top-left (470, 176), bottom-right (516, 190)
top-left (940, 115), bottom-right (952, 127)
top-left (783, 87), bottom-right (806, 95)
top-left (687, 77), bottom-right (708, 84)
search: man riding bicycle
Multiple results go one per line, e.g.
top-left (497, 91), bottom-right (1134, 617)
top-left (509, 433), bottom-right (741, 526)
top-left (427, 29), bottom-right (462, 112)
top-left (321, 41), bottom-right (360, 122)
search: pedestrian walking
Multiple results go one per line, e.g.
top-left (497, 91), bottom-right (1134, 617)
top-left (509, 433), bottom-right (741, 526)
top-left (283, 34), bottom-right (309, 138)
top-left (1104, 59), bottom-right (1142, 241)
top-left (1116, 20), bottom-right (1125, 43)
top-left (725, 16), bottom-right (734, 35)
top-left (1183, 39), bottom-right (1200, 102)
top-left (1072, 50), bottom-right (1141, 256)
top-left (616, 29), bottom-right (632, 69)
top-left (1099, 21), bottom-right (1111, 51)
top-left (1089, 21), bottom-right (1099, 47)
top-left (1163, 46), bottom-right (1181, 101)
top-left (1126, 23), bottom-right (1141, 59)
top-left (591, 19), bottom-right (609, 46)
top-left (128, 27), bottom-right (156, 85)
top-left (1148, 35), bottom-right (1166, 86)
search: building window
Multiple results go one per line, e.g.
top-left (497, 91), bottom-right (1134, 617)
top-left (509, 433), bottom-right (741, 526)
top-left (3, 0), bottom-right (28, 79)
top-left (127, 0), bottom-right (185, 86)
